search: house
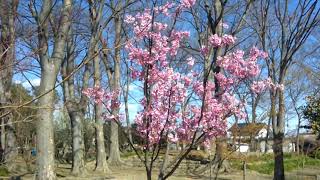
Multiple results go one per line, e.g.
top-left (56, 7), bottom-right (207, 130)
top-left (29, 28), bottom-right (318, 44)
top-left (228, 123), bottom-right (268, 153)
top-left (228, 122), bottom-right (297, 153)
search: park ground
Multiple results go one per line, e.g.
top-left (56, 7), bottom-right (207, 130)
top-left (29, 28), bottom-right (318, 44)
top-left (1, 152), bottom-right (320, 179)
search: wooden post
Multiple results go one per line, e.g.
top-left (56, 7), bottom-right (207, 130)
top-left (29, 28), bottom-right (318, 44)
top-left (243, 161), bottom-right (246, 180)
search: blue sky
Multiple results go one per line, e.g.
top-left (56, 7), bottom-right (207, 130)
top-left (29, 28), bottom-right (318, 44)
top-left (11, 0), bottom-right (317, 136)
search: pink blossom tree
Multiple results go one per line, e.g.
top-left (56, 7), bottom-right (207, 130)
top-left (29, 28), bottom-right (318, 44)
top-left (84, 1), bottom-right (272, 179)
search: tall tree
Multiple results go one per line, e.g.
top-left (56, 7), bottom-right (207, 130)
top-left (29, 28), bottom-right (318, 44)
top-left (251, 0), bottom-right (320, 179)
top-left (107, 8), bottom-right (122, 166)
top-left (0, 0), bottom-right (19, 171)
top-left (195, 0), bottom-right (254, 172)
top-left (61, 26), bottom-right (89, 175)
top-left (87, 0), bottom-right (110, 173)
top-left (29, 0), bottom-right (72, 179)
top-left (100, 0), bottom-right (135, 165)
top-left (85, 1), bottom-right (267, 179)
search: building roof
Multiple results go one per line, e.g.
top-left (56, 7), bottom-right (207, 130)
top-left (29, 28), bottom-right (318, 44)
top-left (228, 123), bottom-right (267, 137)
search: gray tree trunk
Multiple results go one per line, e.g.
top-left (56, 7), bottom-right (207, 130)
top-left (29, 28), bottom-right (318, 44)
top-left (108, 13), bottom-right (122, 166)
top-left (123, 65), bottom-right (133, 149)
top-left (0, 0), bottom-right (19, 170)
top-left (61, 29), bottom-right (87, 176)
top-left (32, 0), bottom-right (72, 179)
top-left (36, 70), bottom-right (58, 179)
top-left (93, 50), bottom-right (110, 173)
top-left (69, 109), bottom-right (86, 175)
top-left (86, 0), bottom-right (111, 173)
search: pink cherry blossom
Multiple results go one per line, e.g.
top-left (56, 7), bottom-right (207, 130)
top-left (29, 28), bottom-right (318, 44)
top-left (200, 46), bottom-right (209, 56)
top-left (251, 78), bottom-right (285, 94)
top-left (84, 2), bottom-right (271, 153)
top-left (222, 34), bottom-right (236, 45)
top-left (209, 34), bottom-right (222, 47)
top-left (187, 57), bottom-right (195, 67)
top-left (180, 0), bottom-right (196, 8)
top-left (124, 15), bottom-right (135, 24)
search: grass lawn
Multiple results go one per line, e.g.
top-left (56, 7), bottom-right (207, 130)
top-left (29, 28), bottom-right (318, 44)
top-left (230, 153), bottom-right (320, 175)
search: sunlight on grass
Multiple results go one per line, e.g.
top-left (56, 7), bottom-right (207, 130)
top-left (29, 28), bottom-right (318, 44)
top-left (230, 153), bottom-right (320, 175)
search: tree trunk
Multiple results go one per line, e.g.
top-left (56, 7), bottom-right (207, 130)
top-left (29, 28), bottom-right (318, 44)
top-left (4, 115), bottom-right (17, 171)
top-left (93, 49), bottom-right (110, 173)
top-left (34, 0), bottom-right (72, 178)
top-left (146, 168), bottom-right (152, 180)
top-left (296, 119), bottom-right (300, 154)
top-left (1, 122), bottom-right (5, 150)
top-left (158, 142), bottom-right (170, 180)
top-left (272, 86), bottom-right (285, 180)
top-left (213, 137), bottom-right (230, 173)
top-left (61, 27), bottom-right (87, 176)
top-left (68, 107), bottom-right (86, 175)
top-left (209, 0), bottom-right (230, 172)
top-left (273, 133), bottom-right (285, 180)
top-left (94, 104), bottom-right (110, 173)
top-left (0, 0), bottom-right (18, 170)
top-left (265, 117), bottom-right (271, 153)
top-left (108, 14), bottom-right (122, 166)
top-left (124, 64), bottom-right (133, 150)
top-left (36, 70), bottom-right (57, 180)
top-left (108, 120), bottom-right (122, 165)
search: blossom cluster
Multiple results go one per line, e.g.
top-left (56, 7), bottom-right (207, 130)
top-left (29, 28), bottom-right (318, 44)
top-left (84, 0), bottom-right (271, 149)
top-left (200, 33), bottom-right (236, 56)
top-left (251, 78), bottom-right (285, 94)
top-left (82, 86), bottom-right (120, 119)
top-left (124, 2), bottom-right (195, 144)
top-left (123, 1), bottom-right (265, 147)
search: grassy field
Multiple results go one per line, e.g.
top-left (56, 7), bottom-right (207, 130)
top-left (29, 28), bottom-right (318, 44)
top-left (229, 153), bottom-right (320, 174)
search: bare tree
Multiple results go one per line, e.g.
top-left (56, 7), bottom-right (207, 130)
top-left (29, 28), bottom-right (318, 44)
top-left (86, 0), bottom-right (111, 173)
top-left (29, 0), bottom-right (72, 178)
top-left (287, 65), bottom-right (314, 154)
top-left (251, 0), bottom-right (320, 179)
top-left (107, 5), bottom-right (123, 166)
top-left (100, 0), bottom-right (135, 165)
top-left (61, 25), bottom-right (90, 175)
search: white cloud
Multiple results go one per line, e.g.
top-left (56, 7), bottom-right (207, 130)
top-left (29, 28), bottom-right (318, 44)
top-left (22, 78), bottom-right (41, 88)
top-left (14, 78), bottom-right (41, 89)
top-left (119, 103), bottom-right (141, 123)
top-left (13, 80), bottom-right (22, 84)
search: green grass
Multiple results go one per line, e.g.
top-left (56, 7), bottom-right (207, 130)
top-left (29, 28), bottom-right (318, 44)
top-left (230, 153), bottom-right (320, 175)
top-left (0, 166), bottom-right (9, 176)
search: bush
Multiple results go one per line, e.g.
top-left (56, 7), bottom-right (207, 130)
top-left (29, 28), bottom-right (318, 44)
top-left (310, 148), bottom-right (320, 159)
